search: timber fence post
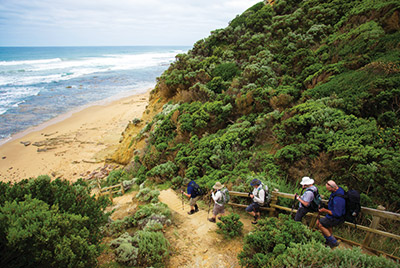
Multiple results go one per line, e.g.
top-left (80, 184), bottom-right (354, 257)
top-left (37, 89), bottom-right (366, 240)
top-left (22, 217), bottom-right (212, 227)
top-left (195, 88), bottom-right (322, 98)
top-left (120, 182), bottom-right (125, 195)
top-left (362, 205), bottom-right (385, 248)
top-left (269, 191), bottom-right (278, 217)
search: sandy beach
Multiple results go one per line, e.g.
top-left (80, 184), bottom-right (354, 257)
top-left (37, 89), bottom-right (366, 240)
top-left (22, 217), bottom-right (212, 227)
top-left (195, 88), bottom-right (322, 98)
top-left (0, 90), bottom-right (149, 183)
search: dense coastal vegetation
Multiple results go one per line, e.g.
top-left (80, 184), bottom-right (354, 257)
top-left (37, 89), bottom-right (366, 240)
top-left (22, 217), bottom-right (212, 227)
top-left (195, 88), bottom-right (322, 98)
top-left (1, 0), bottom-right (399, 266)
top-left (116, 0), bottom-right (400, 209)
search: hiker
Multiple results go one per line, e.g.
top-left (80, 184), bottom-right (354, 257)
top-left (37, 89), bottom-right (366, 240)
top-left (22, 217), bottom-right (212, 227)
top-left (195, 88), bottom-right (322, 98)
top-left (316, 180), bottom-right (346, 248)
top-left (246, 179), bottom-right (265, 224)
top-left (294, 176), bottom-right (319, 222)
top-left (208, 182), bottom-right (227, 223)
top-left (181, 179), bottom-right (200, 215)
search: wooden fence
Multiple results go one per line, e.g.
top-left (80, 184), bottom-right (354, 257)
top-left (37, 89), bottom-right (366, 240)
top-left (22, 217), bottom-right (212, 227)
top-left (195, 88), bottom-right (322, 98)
top-left (96, 180), bottom-right (124, 202)
top-left (228, 190), bottom-right (400, 261)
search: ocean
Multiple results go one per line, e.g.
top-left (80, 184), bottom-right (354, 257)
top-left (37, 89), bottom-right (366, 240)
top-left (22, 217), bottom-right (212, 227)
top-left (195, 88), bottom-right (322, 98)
top-left (0, 46), bottom-right (189, 144)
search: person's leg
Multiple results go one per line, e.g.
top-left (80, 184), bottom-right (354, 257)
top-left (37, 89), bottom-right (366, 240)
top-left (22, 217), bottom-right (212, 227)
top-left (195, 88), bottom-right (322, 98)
top-left (246, 203), bottom-right (256, 217)
top-left (188, 198), bottom-right (196, 214)
top-left (208, 204), bottom-right (219, 222)
top-left (252, 203), bottom-right (260, 224)
top-left (192, 196), bottom-right (200, 212)
top-left (318, 218), bottom-right (341, 247)
top-left (294, 206), bottom-right (309, 222)
top-left (217, 206), bottom-right (226, 220)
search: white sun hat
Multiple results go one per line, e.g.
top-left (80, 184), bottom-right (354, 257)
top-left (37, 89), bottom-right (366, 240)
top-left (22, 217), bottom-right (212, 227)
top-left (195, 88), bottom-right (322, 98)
top-left (300, 176), bottom-right (314, 186)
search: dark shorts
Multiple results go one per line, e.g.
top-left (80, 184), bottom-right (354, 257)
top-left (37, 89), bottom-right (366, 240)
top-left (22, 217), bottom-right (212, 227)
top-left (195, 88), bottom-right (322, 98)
top-left (246, 202), bottom-right (261, 213)
top-left (320, 216), bottom-right (344, 228)
top-left (213, 203), bottom-right (225, 216)
top-left (294, 206), bottom-right (313, 222)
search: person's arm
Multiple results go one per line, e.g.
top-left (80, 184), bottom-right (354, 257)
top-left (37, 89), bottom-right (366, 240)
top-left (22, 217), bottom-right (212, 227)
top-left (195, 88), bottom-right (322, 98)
top-left (253, 189), bottom-right (265, 204)
top-left (212, 191), bottom-right (221, 202)
top-left (296, 191), bottom-right (312, 207)
top-left (181, 187), bottom-right (192, 198)
top-left (297, 196), bottom-right (310, 207)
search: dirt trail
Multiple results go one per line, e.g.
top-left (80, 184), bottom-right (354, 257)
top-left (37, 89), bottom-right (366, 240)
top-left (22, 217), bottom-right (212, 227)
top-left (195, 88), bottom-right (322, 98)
top-left (159, 189), bottom-right (253, 268)
top-left (108, 189), bottom-right (357, 267)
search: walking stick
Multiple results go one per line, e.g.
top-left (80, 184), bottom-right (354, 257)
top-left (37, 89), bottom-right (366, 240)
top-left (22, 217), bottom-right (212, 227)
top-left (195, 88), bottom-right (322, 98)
top-left (290, 188), bottom-right (304, 217)
top-left (207, 192), bottom-right (213, 217)
top-left (182, 190), bottom-right (184, 210)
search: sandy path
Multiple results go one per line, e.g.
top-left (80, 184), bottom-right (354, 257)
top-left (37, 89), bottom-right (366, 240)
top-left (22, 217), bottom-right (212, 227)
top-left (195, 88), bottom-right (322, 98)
top-left (159, 189), bottom-right (253, 268)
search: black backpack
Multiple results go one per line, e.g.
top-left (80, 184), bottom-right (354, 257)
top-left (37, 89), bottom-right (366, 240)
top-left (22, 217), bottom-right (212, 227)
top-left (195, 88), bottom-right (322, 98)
top-left (336, 189), bottom-right (361, 223)
top-left (192, 181), bottom-right (205, 197)
top-left (305, 188), bottom-right (322, 212)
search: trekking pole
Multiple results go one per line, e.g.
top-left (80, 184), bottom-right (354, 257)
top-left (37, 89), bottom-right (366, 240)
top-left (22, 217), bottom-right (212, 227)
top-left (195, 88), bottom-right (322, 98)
top-left (290, 188), bottom-right (304, 217)
top-left (181, 190), bottom-right (184, 210)
top-left (207, 191), bottom-right (212, 217)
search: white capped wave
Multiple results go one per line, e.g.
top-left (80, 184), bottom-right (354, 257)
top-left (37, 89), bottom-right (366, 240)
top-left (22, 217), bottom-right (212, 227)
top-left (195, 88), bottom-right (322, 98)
top-left (0, 87), bottom-right (40, 115)
top-left (0, 58), bottom-right (62, 66)
top-left (0, 50), bottom-right (181, 87)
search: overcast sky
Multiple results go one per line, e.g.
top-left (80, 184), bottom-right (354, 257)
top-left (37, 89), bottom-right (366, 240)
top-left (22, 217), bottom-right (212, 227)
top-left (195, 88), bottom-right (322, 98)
top-left (0, 0), bottom-right (261, 46)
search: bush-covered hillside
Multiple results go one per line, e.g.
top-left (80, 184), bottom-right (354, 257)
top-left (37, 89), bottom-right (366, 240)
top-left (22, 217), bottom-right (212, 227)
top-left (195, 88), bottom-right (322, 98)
top-left (115, 0), bottom-right (400, 209)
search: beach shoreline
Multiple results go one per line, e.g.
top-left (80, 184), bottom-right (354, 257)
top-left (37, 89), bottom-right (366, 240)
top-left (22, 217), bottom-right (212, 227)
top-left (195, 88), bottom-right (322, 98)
top-left (0, 90), bottom-right (150, 183)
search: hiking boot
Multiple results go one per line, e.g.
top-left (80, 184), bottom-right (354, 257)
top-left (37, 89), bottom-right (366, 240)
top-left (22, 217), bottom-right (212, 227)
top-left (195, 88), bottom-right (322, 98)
top-left (251, 220), bottom-right (258, 224)
top-left (187, 210), bottom-right (195, 215)
top-left (328, 240), bottom-right (340, 248)
top-left (218, 216), bottom-right (222, 221)
top-left (208, 218), bottom-right (216, 223)
top-left (194, 208), bottom-right (199, 213)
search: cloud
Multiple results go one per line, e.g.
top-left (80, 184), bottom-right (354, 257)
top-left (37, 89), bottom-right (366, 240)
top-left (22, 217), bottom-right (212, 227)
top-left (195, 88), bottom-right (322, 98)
top-left (0, 0), bottom-right (261, 46)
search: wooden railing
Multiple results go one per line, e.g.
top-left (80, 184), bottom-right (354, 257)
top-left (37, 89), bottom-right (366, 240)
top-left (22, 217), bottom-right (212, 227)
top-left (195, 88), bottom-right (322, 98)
top-left (228, 190), bottom-right (400, 261)
top-left (96, 180), bottom-right (125, 202)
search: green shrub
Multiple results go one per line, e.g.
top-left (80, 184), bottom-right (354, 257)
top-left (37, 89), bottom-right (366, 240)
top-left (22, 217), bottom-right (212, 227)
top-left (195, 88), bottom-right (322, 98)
top-left (111, 230), bottom-right (170, 268)
top-left (212, 62), bottom-right (239, 81)
top-left (216, 213), bottom-right (243, 239)
top-left (146, 161), bottom-right (178, 181)
top-left (132, 230), bottom-right (170, 267)
top-left (110, 232), bottom-right (138, 267)
top-left (103, 169), bottom-right (132, 187)
top-left (238, 214), bottom-right (324, 267)
top-left (272, 240), bottom-right (399, 268)
top-left (136, 187), bottom-right (160, 203)
top-left (0, 196), bottom-right (98, 268)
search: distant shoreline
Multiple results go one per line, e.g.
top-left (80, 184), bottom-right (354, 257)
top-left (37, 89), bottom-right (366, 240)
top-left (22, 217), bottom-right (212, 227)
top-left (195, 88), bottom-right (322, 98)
top-left (0, 88), bottom-right (150, 147)
top-left (0, 89), bottom-right (150, 183)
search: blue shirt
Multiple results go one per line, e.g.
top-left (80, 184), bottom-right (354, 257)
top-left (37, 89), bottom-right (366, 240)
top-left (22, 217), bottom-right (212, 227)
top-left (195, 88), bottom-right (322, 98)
top-left (299, 185), bottom-right (317, 208)
top-left (187, 181), bottom-right (198, 198)
top-left (326, 187), bottom-right (346, 219)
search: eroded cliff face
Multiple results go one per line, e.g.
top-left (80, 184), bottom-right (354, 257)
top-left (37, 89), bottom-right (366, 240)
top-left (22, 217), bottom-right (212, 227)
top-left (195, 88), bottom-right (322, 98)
top-left (111, 90), bottom-right (167, 165)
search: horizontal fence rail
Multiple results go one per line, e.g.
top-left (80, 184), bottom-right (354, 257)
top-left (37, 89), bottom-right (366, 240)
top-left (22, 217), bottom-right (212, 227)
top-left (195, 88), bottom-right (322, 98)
top-left (96, 180), bottom-right (125, 202)
top-left (228, 190), bottom-right (400, 261)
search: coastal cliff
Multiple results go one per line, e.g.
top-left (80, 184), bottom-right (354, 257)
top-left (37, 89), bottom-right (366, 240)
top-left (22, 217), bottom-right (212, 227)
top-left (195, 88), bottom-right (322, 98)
top-left (112, 0), bottom-right (400, 210)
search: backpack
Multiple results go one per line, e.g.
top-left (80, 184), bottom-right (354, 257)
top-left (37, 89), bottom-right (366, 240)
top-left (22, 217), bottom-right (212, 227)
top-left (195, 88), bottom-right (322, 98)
top-left (336, 189), bottom-right (361, 223)
top-left (256, 184), bottom-right (270, 206)
top-left (191, 181), bottom-right (205, 197)
top-left (218, 188), bottom-right (230, 204)
top-left (305, 188), bottom-right (322, 212)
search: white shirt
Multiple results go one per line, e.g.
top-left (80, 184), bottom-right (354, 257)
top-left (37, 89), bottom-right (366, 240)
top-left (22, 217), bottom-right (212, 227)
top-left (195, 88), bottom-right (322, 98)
top-left (252, 185), bottom-right (265, 205)
top-left (212, 190), bottom-right (223, 206)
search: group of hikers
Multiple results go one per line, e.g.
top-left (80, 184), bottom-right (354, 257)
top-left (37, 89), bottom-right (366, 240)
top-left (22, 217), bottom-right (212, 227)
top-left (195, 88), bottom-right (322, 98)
top-left (182, 176), bottom-right (354, 249)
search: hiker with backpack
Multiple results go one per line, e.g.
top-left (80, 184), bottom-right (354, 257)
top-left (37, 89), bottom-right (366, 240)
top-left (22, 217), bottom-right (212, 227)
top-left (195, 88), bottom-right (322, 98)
top-left (181, 178), bottom-right (202, 215)
top-left (316, 180), bottom-right (346, 248)
top-left (246, 179), bottom-right (267, 224)
top-left (294, 176), bottom-right (321, 222)
top-left (208, 182), bottom-right (229, 223)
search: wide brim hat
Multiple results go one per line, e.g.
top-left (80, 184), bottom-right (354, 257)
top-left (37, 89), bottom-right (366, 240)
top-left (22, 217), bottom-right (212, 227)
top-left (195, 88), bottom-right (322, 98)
top-left (250, 179), bottom-right (261, 186)
top-left (300, 176), bottom-right (314, 186)
top-left (213, 182), bottom-right (224, 190)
